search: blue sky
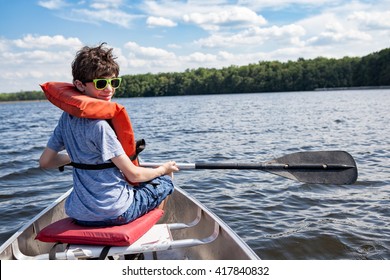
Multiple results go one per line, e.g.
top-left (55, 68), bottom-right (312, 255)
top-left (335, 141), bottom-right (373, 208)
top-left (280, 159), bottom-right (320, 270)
top-left (1, 0), bottom-right (389, 93)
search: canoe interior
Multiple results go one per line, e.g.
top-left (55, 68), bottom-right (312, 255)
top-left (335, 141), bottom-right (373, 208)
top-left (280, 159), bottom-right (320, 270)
top-left (0, 186), bottom-right (259, 260)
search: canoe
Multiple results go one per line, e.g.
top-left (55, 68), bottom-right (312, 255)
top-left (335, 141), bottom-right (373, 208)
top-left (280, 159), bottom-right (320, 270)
top-left (0, 185), bottom-right (259, 260)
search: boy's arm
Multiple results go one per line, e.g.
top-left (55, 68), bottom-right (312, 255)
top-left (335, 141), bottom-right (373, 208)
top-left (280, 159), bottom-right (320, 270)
top-left (111, 154), bottom-right (178, 183)
top-left (39, 147), bottom-right (71, 169)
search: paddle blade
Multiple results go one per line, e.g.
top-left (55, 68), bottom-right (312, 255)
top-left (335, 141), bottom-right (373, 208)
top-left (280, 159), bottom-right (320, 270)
top-left (266, 151), bottom-right (358, 185)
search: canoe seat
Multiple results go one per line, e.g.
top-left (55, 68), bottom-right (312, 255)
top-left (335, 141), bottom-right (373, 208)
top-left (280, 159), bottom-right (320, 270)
top-left (33, 207), bottom-right (220, 260)
top-left (35, 209), bottom-right (164, 247)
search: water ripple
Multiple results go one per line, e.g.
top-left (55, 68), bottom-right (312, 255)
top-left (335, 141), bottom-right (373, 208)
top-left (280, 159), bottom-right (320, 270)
top-left (1, 91), bottom-right (390, 259)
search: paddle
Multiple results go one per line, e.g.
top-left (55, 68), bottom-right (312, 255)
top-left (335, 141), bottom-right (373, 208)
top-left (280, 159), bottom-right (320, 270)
top-left (140, 151), bottom-right (358, 185)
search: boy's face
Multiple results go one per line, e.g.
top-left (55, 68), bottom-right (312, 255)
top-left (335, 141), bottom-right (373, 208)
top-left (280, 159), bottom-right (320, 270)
top-left (75, 75), bottom-right (118, 101)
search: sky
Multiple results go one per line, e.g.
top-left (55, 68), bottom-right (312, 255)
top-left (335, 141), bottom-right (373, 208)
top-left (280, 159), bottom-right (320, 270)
top-left (0, 0), bottom-right (389, 93)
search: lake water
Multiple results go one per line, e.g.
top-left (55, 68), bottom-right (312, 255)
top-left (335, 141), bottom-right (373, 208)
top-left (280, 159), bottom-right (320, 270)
top-left (0, 90), bottom-right (389, 259)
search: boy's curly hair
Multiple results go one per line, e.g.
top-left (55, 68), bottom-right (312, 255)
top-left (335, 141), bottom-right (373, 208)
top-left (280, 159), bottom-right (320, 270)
top-left (72, 42), bottom-right (119, 82)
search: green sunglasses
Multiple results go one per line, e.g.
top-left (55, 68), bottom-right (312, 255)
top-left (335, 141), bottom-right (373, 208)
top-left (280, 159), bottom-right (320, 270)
top-left (84, 77), bottom-right (122, 90)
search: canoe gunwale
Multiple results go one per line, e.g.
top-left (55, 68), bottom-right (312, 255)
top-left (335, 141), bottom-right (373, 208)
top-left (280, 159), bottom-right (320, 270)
top-left (0, 189), bottom-right (72, 257)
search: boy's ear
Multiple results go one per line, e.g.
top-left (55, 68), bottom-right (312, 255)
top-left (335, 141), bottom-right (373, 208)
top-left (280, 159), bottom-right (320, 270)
top-left (73, 80), bottom-right (85, 92)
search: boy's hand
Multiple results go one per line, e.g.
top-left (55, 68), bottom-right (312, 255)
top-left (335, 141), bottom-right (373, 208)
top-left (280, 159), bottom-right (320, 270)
top-left (162, 161), bottom-right (179, 175)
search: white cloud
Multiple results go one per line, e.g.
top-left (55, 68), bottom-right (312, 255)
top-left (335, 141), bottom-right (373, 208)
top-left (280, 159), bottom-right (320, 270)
top-left (237, 0), bottom-right (339, 10)
top-left (183, 52), bottom-right (217, 63)
top-left (39, 0), bottom-right (141, 28)
top-left (38, 0), bottom-right (68, 10)
top-left (71, 8), bottom-right (137, 28)
top-left (307, 20), bottom-right (372, 45)
top-left (141, 0), bottom-right (194, 18)
top-left (167, 44), bottom-right (182, 49)
top-left (120, 41), bottom-right (180, 71)
top-left (182, 6), bottom-right (267, 31)
top-left (348, 11), bottom-right (390, 29)
top-left (13, 34), bottom-right (82, 49)
top-left (142, 0), bottom-right (267, 31)
top-left (147, 16), bottom-right (177, 27)
top-left (124, 41), bottom-right (176, 59)
top-left (3, 50), bottom-right (73, 65)
top-left (90, 0), bottom-right (124, 9)
top-left (196, 24), bottom-right (306, 48)
top-left (296, 8), bottom-right (380, 49)
top-left (0, 35), bottom-right (81, 92)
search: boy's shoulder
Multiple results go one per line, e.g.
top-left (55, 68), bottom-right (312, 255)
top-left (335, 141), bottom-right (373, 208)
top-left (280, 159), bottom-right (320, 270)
top-left (61, 112), bottom-right (112, 130)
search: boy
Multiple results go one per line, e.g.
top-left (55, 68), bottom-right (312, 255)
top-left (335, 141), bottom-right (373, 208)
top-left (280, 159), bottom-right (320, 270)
top-left (39, 43), bottom-right (178, 226)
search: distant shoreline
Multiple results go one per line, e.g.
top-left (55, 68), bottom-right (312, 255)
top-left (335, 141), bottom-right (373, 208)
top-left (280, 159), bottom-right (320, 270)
top-left (2, 86), bottom-right (390, 104)
top-left (315, 86), bottom-right (390, 91)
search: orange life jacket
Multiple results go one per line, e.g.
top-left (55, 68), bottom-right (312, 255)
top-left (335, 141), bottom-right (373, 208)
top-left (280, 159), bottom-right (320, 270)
top-left (40, 82), bottom-right (140, 167)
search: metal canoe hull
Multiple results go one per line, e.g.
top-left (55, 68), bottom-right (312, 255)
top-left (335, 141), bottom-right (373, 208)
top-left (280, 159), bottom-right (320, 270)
top-left (0, 186), bottom-right (259, 260)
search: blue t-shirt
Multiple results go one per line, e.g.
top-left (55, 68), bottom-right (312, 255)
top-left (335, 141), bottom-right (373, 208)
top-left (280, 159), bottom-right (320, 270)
top-left (47, 112), bottom-right (133, 221)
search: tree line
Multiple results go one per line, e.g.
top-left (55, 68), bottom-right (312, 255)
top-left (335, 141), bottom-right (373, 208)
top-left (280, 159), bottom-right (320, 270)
top-left (0, 90), bottom-right (46, 102)
top-left (1, 48), bottom-right (389, 102)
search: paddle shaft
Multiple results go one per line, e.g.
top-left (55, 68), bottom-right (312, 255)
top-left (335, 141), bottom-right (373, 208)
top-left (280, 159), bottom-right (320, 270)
top-left (140, 162), bottom-right (355, 171)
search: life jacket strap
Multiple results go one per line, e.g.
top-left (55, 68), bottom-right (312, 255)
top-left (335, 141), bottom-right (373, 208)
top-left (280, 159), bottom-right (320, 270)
top-left (69, 162), bottom-right (116, 170)
top-left (58, 139), bottom-right (146, 172)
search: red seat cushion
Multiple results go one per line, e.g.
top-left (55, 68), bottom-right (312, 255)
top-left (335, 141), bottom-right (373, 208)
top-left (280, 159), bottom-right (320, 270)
top-left (35, 209), bottom-right (164, 246)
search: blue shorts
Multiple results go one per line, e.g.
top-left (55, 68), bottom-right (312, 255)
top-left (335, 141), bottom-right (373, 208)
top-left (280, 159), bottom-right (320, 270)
top-left (76, 175), bottom-right (174, 227)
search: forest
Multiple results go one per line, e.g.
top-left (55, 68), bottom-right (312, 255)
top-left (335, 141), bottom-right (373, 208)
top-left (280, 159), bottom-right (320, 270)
top-left (1, 47), bottom-right (389, 102)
